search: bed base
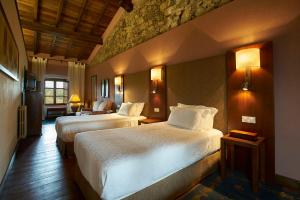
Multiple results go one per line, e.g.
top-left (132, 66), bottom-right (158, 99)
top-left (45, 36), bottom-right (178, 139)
top-left (56, 138), bottom-right (74, 158)
top-left (74, 151), bottom-right (220, 200)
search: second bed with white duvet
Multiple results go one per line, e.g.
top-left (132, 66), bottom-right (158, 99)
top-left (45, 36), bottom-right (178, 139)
top-left (74, 122), bottom-right (222, 200)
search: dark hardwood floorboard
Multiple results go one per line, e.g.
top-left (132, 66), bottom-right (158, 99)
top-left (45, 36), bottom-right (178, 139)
top-left (0, 121), bottom-right (84, 200)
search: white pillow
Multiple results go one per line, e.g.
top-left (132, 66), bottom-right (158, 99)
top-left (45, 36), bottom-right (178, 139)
top-left (177, 103), bottom-right (218, 130)
top-left (167, 107), bottom-right (201, 130)
top-left (177, 103), bottom-right (218, 116)
top-left (92, 101), bottom-right (101, 111)
top-left (134, 103), bottom-right (145, 117)
top-left (97, 101), bottom-right (107, 111)
top-left (118, 102), bottom-right (133, 116)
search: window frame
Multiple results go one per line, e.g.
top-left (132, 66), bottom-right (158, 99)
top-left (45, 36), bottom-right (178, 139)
top-left (44, 79), bottom-right (69, 105)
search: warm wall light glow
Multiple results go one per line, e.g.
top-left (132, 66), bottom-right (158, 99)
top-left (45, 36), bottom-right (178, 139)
top-left (236, 48), bottom-right (260, 69)
top-left (114, 76), bottom-right (122, 86)
top-left (151, 68), bottom-right (162, 81)
top-left (69, 94), bottom-right (81, 103)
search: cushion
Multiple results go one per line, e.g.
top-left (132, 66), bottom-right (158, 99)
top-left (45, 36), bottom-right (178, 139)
top-left (167, 107), bottom-right (201, 130)
top-left (97, 101), bottom-right (107, 111)
top-left (92, 101), bottom-right (101, 111)
top-left (128, 103), bottom-right (145, 116)
top-left (104, 100), bottom-right (113, 111)
top-left (118, 102), bottom-right (133, 116)
top-left (177, 103), bottom-right (218, 130)
top-left (177, 103), bottom-right (218, 116)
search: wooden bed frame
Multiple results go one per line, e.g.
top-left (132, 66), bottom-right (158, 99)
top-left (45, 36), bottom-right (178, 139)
top-left (56, 138), bottom-right (74, 157)
top-left (74, 151), bottom-right (220, 200)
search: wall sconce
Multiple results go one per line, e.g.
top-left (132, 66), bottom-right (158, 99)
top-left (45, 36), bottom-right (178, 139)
top-left (150, 67), bottom-right (162, 94)
top-left (235, 48), bottom-right (260, 91)
top-left (114, 75), bottom-right (123, 93)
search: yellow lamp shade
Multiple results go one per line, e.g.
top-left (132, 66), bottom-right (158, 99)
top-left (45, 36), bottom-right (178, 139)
top-left (114, 76), bottom-right (122, 86)
top-left (69, 94), bottom-right (81, 103)
top-left (236, 48), bottom-right (260, 69)
top-left (151, 68), bottom-right (162, 81)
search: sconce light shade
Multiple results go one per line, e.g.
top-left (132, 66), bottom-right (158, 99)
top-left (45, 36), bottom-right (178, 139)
top-left (69, 94), bottom-right (81, 103)
top-left (236, 48), bottom-right (260, 69)
top-left (114, 76), bottom-right (122, 86)
top-left (151, 68), bottom-right (162, 81)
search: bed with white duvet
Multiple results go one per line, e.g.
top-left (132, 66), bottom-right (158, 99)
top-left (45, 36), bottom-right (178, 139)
top-left (75, 122), bottom-right (222, 200)
top-left (56, 113), bottom-right (145, 142)
top-left (55, 102), bottom-right (145, 143)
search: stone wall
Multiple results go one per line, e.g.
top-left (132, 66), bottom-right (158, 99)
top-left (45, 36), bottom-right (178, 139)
top-left (90, 0), bottom-right (232, 65)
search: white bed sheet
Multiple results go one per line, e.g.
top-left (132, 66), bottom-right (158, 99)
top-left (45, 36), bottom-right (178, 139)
top-left (55, 113), bottom-right (146, 142)
top-left (74, 122), bottom-right (222, 200)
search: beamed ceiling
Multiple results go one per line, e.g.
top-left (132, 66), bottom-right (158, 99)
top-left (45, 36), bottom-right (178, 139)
top-left (16, 0), bottom-right (133, 61)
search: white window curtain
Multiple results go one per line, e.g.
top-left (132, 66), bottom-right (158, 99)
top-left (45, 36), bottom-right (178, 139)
top-left (31, 57), bottom-right (47, 82)
top-left (68, 61), bottom-right (85, 104)
top-left (31, 57), bottom-right (47, 119)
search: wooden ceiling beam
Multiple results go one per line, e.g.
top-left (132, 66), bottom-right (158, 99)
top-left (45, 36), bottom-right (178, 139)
top-left (34, 0), bottom-right (40, 21)
top-left (21, 19), bottom-right (103, 44)
top-left (50, 35), bottom-right (57, 57)
top-left (33, 31), bottom-right (39, 54)
top-left (74, 0), bottom-right (88, 32)
top-left (118, 0), bottom-right (133, 12)
top-left (91, 0), bottom-right (109, 34)
top-left (55, 0), bottom-right (65, 27)
top-left (65, 40), bottom-right (73, 59)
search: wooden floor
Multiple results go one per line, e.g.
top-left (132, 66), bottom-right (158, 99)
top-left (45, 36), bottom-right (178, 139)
top-left (0, 121), bottom-right (84, 200)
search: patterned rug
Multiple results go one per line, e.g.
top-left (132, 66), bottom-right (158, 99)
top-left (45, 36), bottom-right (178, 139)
top-left (183, 172), bottom-right (300, 200)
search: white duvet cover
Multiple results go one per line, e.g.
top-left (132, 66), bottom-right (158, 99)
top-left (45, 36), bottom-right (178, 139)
top-left (55, 113), bottom-right (146, 142)
top-left (74, 122), bottom-right (222, 200)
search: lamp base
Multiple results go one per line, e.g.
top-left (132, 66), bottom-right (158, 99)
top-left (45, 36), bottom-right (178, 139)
top-left (71, 105), bottom-right (79, 112)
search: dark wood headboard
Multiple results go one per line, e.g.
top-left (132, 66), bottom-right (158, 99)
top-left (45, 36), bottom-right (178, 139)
top-left (166, 55), bottom-right (227, 132)
top-left (124, 70), bottom-right (150, 116)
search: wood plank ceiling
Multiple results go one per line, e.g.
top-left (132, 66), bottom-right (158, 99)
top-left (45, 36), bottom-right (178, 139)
top-left (16, 0), bottom-right (132, 61)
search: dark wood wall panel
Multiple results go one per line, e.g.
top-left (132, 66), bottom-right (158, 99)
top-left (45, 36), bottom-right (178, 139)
top-left (227, 42), bottom-right (275, 183)
top-left (148, 66), bottom-right (167, 120)
top-left (124, 71), bottom-right (150, 116)
top-left (167, 55), bottom-right (227, 132)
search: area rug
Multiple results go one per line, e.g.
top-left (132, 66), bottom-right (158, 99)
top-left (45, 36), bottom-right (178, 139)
top-left (183, 172), bottom-right (300, 200)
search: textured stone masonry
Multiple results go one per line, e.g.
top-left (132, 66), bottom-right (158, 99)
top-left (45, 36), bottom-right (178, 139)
top-left (91, 0), bottom-right (232, 65)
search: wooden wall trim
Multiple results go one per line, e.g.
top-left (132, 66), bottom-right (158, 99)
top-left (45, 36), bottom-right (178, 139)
top-left (226, 42), bottom-right (275, 183)
top-left (148, 66), bottom-right (167, 120)
top-left (0, 142), bottom-right (18, 194)
top-left (275, 174), bottom-right (300, 191)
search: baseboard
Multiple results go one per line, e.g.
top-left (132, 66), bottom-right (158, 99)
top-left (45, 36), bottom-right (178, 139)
top-left (275, 174), bottom-right (300, 190)
top-left (0, 142), bottom-right (19, 195)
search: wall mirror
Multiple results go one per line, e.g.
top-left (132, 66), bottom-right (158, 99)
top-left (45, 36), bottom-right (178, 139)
top-left (101, 79), bottom-right (109, 98)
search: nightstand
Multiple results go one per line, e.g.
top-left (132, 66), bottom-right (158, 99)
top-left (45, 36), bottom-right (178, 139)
top-left (65, 112), bottom-right (76, 116)
top-left (138, 118), bottom-right (163, 125)
top-left (221, 134), bottom-right (265, 192)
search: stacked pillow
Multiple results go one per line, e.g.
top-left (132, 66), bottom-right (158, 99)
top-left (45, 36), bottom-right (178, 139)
top-left (167, 103), bottom-right (218, 131)
top-left (118, 102), bottom-right (144, 117)
top-left (92, 100), bottom-right (112, 111)
top-left (92, 101), bottom-right (102, 111)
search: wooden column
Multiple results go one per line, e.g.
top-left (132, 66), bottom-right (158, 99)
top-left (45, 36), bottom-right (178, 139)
top-left (226, 42), bottom-right (275, 183)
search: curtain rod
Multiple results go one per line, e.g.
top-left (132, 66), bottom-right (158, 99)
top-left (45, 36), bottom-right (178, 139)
top-left (28, 55), bottom-right (87, 63)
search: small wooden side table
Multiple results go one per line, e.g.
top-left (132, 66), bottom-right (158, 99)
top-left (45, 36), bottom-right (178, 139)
top-left (138, 118), bottom-right (163, 125)
top-left (221, 134), bottom-right (265, 192)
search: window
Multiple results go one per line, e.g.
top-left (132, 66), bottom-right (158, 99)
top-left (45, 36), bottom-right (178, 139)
top-left (44, 79), bottom-right (69, 105)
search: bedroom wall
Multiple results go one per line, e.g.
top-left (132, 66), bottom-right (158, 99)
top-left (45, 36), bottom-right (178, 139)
top-left (45, 60), bottom-right (68, 79)
top-left (273, 22), bottom-right (300, 182)
top-left (85, 63), bottom-right (115, 103)
top-left (124, 71), bottom-right (149, 116)
top-left (167, 55), bottom-right (227, 132)
top-left (0, 0), bottom-right (28, 184)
